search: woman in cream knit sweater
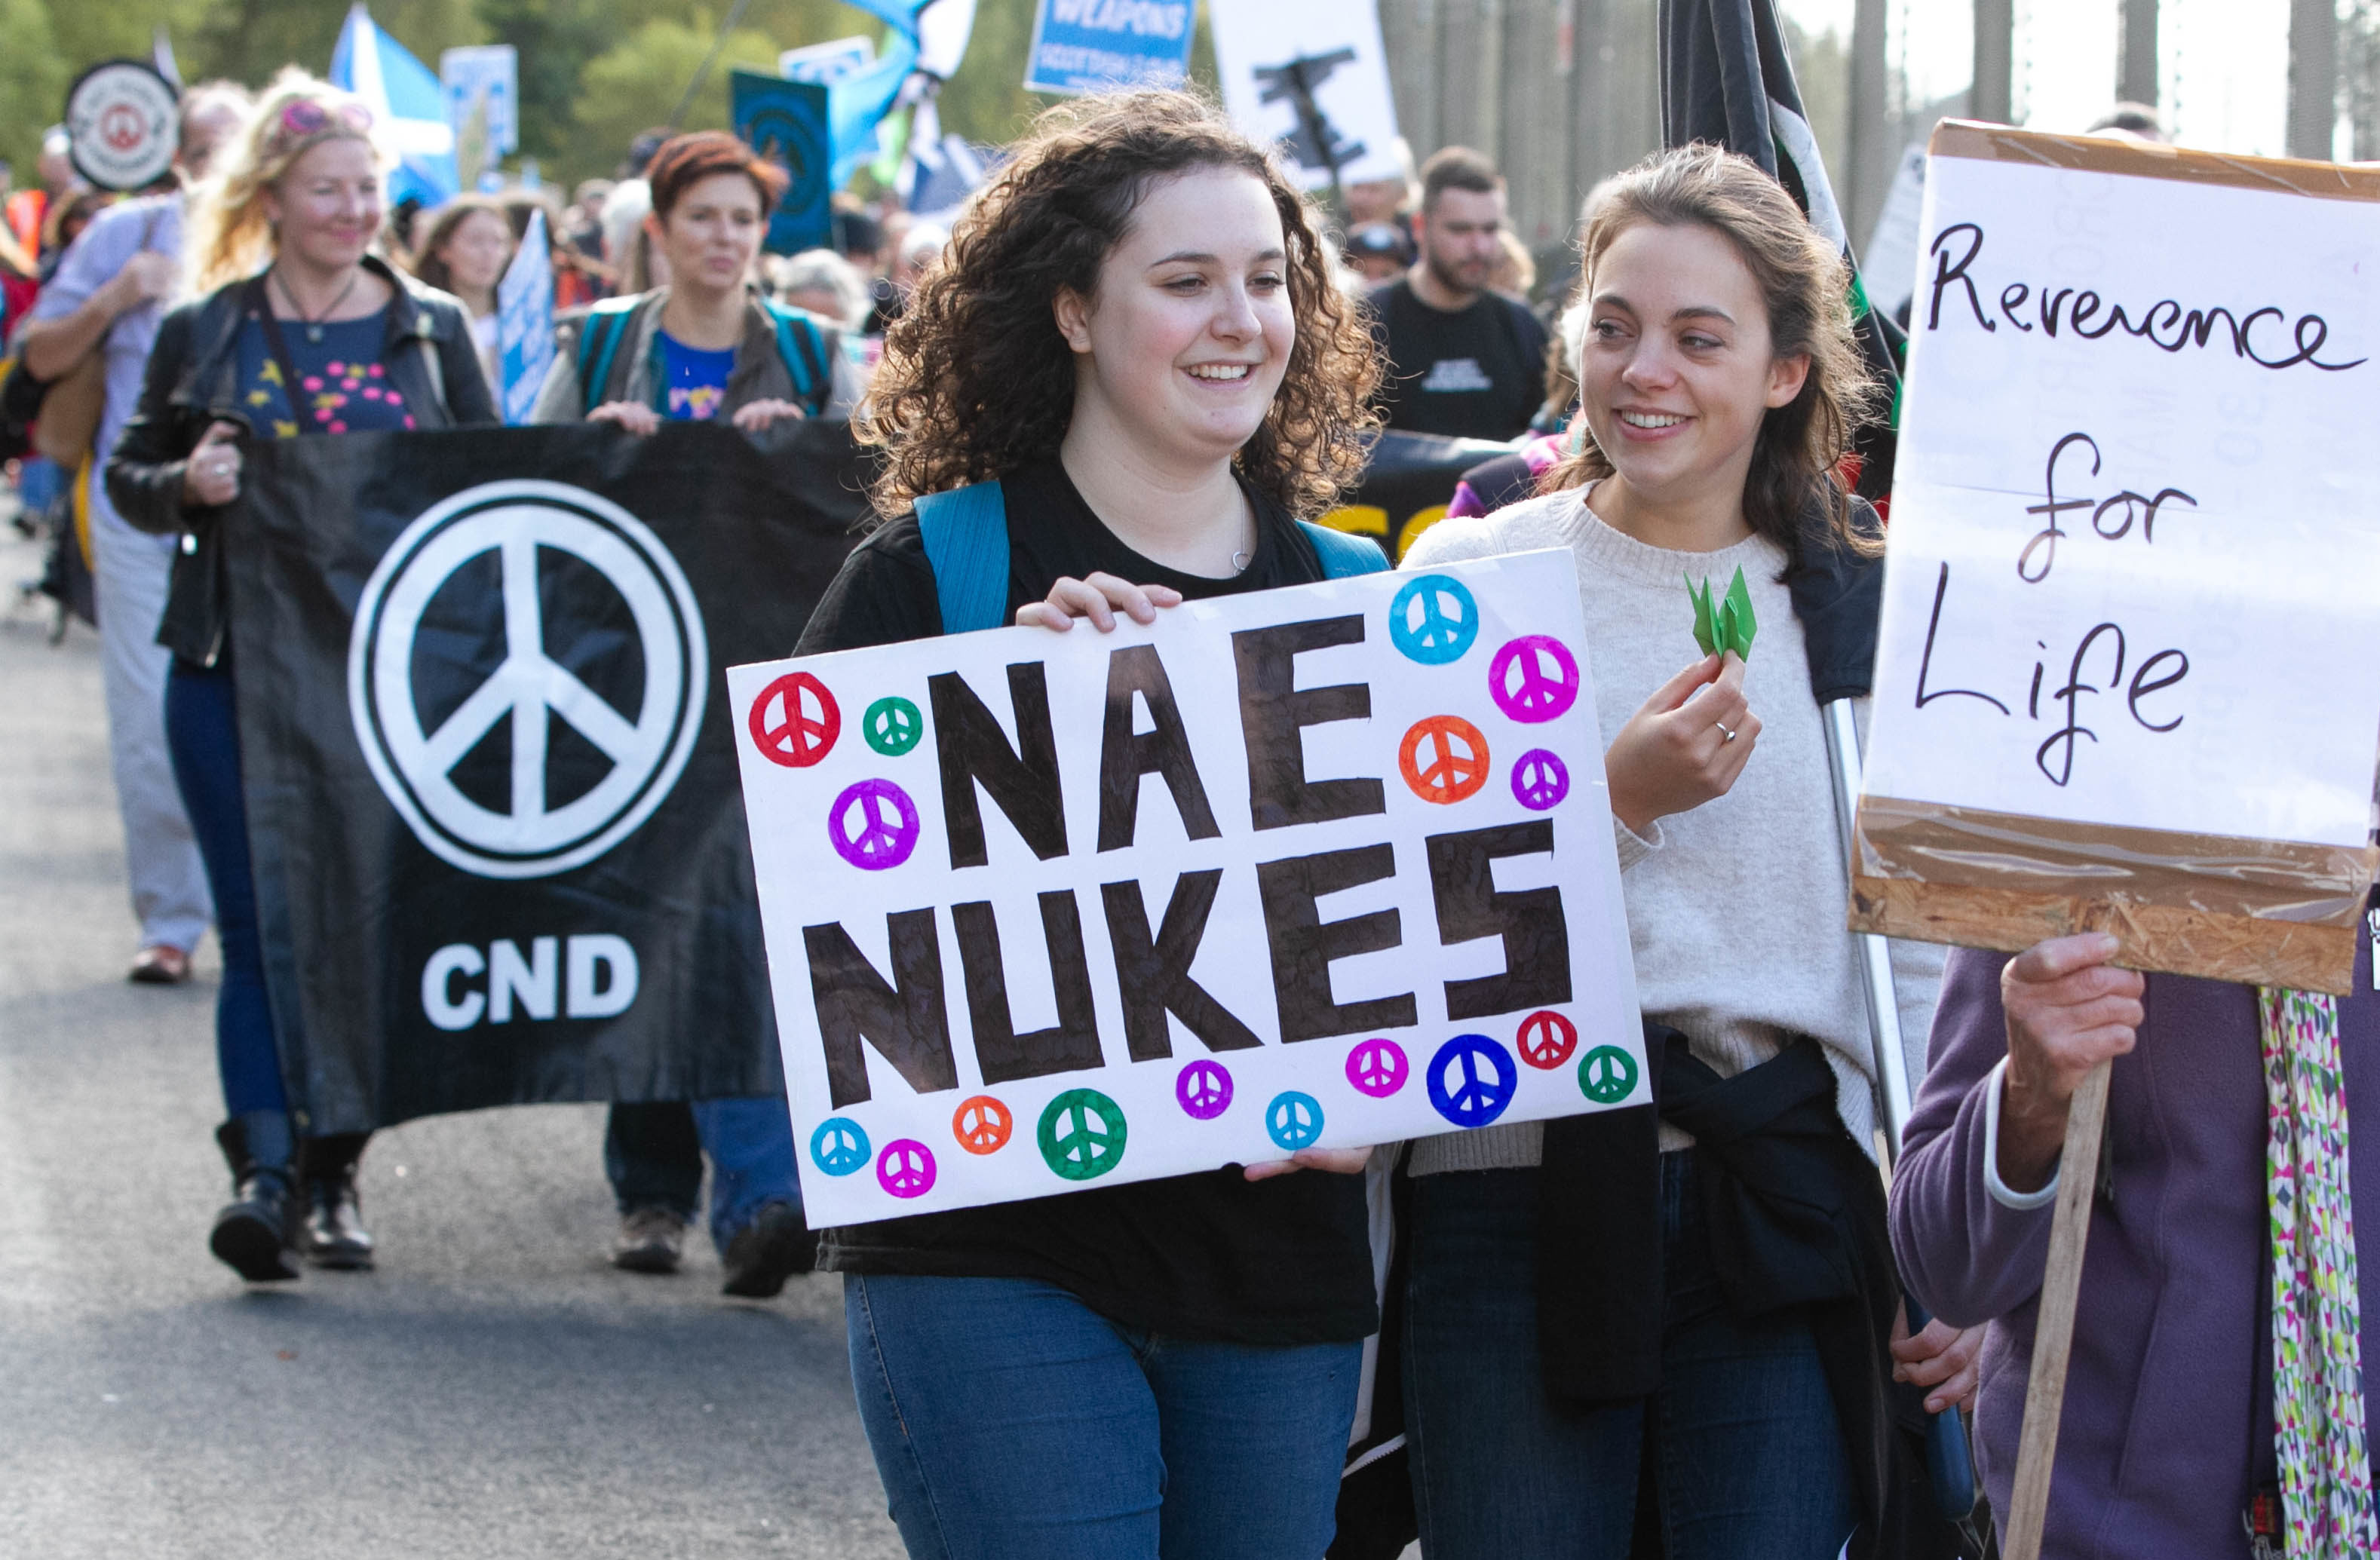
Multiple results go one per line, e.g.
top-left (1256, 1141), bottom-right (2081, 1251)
top-left (1394, 146), bottom-right (1973, 1558)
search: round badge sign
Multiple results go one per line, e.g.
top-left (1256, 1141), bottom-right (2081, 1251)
top-left (65, 61), bottom-right (178, 192)
top-left (1399, 715), bottom-right (1490, 805)
top-left (750, 672), bottom-right (839, 768)
top-left (1038, 1088), bottom-right (1128, 1181)
top-left (1388, 575), bottom-right (1480, 665)
top-left (1345, 1037), bottom-right (1409, 1099)
top-left (1176, 1059), bottom-right (1233, 1120)
top-left (863, 696), bottom-right (923, 756)
top-left (827, 779), bottom-right (921, 871)
top-left (1489, 636), bottom-right (1581, 725)
top-left (810, 1117), bottom-right (870, 1176)
top-left (1427, 1034), bottom-right (1519, 1129)
top-left (1266, 1091), bottom-right (1325, 1151)
top-left (952, 1095), bottom-right (1014, 1155)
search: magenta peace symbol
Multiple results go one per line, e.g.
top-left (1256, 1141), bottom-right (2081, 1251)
top-left (1511, 748), bottom-right (1570, 811)
top-left (876, 1139), bottom-right (937, 1198)
top-left (827, 779), bottom-right (920, 870)
top-left (1489, 636), bottom-right (1581, 724)
top-left (1345, 1037), bottom-right (1409, 1099)
top-left (1176, 1059), bottom-right (1234, 1120)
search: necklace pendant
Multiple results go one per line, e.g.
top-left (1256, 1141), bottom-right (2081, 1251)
top-left (305, 323), bottom-right (324, 345)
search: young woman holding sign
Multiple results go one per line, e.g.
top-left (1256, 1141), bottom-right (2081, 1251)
top-left (1394, 146), bottom-right (1973, 1557)
top-left (795, 92), bottom-right (1386, 1560)
top-left (105, 70), bottom-right (497, 1282)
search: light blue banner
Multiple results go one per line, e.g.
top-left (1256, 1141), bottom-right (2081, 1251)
top-left (496, 208), bottom-right (553, 425)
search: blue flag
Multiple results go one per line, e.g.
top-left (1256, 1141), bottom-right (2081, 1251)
top-left (495, 208), bottom-right (553, 425)
top-left (329, 2), bottom-right (459, 208)
top-left (731, 71), bottom-right (833, 254)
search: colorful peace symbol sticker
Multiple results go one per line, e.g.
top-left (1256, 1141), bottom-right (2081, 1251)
top-left (863, 696), bottom-right (924, 756)
top-left (1399, 715), bottom-right (1490, 805)
top-left (1388, 574), bottom-right (1480, 665)
top-left (952, 1094), bottom-right (1014, 1155)
top-left (749, 671), bottom-right (839, 768)
top-left (827, 779), bottom-right (921, 871)
top-left (876, 1139), bottom-right (937, 1198)
top-left (1266, 1091), bottom-right (1326, 1151)
top-left (1428, 1034), bottom-right (1519, 1129)
top-left (810, 1117), bottom-right (870, 1176)
top-left (1516, 1010), bottom-right (1578, 1070)
top-left (1176, 1059), bottom-right (1234, 1120)
top-left (1345, 1037), bottom-right (1409, 1099)
top-left (1488, 636), bottom-right (1581, 725)
top-left (1578, 1046), bottom-right (1640, 1104)
top-left (1511, 749), bottom-right (1571, 811)
top-left (1038, 1088), bottom-right (1128, 1181)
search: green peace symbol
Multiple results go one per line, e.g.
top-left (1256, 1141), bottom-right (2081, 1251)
top-left (1577, 1046), bottom-right (1640, 1105)
top-left (863, 696), bottom-right (924, 756)
top-left (1037, 1087), bottom-right (1128, 1181)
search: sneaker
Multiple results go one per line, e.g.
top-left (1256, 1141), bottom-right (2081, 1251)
top-left (719, 1201), bottom-right (817, 1298)
top-left (129, 945), bottom-right (192, 985)
top-left (611, 1205), bottom-right (687, 1273)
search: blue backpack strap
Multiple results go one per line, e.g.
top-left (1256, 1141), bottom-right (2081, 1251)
top-left (1298, 520), bottom-right (1391, 578)
top-left (763, 301), bottom-right (830, 414)
top-left (914, 480), bottom-right (1011, 635)
top-left (575, 297), bottom-right (642, 417)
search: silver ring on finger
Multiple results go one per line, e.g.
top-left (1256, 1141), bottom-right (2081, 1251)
top-left (1716, 721), bottom-right (1737, 743)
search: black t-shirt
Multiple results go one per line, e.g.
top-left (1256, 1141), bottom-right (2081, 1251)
top-left (1367, 275), bottom-right (1550, 440)
top-left (792, 460), bottom-right (1380, 1345)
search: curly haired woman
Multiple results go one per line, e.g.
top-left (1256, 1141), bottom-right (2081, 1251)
top-left (794, 90), bottom-right (1386, 1560)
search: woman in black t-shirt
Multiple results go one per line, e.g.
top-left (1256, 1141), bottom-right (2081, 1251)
top-left (799, 91), bottom-right (1385, 1559)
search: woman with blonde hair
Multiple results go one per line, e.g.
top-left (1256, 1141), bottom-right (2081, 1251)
top-left (107, 68), bottom-right (496, 1284)
top-left (1394, 144), bottom-right (1974, 1557)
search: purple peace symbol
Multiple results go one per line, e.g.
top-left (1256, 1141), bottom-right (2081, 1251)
top-left (828, 779), bottom-right (920, 870)
top-left (876, 1139), bottom-right (937, 1198)
top-left (1345, 1037), bottom-right (1409, 1099)
top-left (1176, 1059), bottom-right (1234, 1120)
top-left (1489, 636), bottom-right (1581, 725)
top-left (1511, 748), bottom-right (1570, 811)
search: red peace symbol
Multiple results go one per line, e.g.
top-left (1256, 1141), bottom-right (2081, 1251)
top-left (101, 103), bottom-right (145, 152)
top-left (1488, 636), bottom-right (1582, 725)
top-left (1398, 715), bottom-right (1490, 805)
top-left (748, 671), bottom-right (839, 768)
top-left (1517, 1010), bottom-right (1578, 1069)
top-left (952, 1095), bottom-right (1014, 1155)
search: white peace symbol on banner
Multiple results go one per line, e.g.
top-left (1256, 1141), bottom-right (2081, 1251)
top-left (348, 480), bottom-right (708, 879)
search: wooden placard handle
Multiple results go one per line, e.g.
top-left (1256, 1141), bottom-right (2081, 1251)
top-left (2000, 1056), bottom-right (2114, 1560)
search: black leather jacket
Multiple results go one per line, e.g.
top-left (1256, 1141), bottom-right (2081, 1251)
top-left (106, 255), bottom-right (498, 666)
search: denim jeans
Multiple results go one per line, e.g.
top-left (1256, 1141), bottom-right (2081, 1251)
top-left (1403, 1154), bottom-right (1857, 1560)
top-left (605, 1096), bottom-right (801, 1252)
top-left (164, 658), bottom-right (284, 1118)
top-left (845, 1273), bottom-right (1362, 1560)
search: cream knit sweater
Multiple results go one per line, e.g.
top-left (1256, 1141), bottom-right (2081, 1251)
top-left (1402, 485), bottom-right (1943, 1174)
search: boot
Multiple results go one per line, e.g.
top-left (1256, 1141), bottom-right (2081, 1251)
top-left (210, 1111), bottom-right (302, 1282)
top-left (296, 1132), bottom-right (375, 1270)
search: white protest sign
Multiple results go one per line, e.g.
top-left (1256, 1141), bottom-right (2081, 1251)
top-left (1853, 123), bottom-right (2380, 991)
top-left (732, 550), bottom-right (1640, 1224)
top-left (1207, 0), bottom-right (1403, 190)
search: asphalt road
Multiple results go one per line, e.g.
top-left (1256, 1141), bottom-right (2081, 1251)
top-left (0, 521), bottom-right (906, 1558)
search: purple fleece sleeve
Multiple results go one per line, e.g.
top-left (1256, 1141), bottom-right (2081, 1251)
top-left (1889, 945), bottom-right (2059, 1329)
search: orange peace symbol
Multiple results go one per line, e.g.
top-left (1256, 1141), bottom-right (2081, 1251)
top-left (952, 1094), bottom-right (1014, 1155)
top-left (1398, 715), bottom-right (1490, 804)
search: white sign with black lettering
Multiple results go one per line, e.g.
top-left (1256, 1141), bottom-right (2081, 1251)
top-left (731, 550), bottom-right (1639, 1224)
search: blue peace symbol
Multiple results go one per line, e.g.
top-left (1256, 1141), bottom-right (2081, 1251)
top-left (810, 1117), bottom-right (871, 1175)
top-left (1389, 575), bottom-right (1480, 665)
top-left (1266, 1090), bottom-right (1326, 1151)
top-left (1427, 1034), bottom-right (1519, 1129)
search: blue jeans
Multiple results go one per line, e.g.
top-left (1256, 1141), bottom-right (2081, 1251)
top-left (164, 658), bottom-right (284, 1118)
top-left (1403, 1154), bottom-right (1857, 1560)
top-left (605, 1096), bottom-right (801, 1252)
top-left (845, 1273), bottom-right (1362, 1560)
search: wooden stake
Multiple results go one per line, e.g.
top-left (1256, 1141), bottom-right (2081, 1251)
top-left (2000, 1057), bottom-right (2114, 1560)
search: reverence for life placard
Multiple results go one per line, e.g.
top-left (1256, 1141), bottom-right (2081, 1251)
top-left (1852, 123), bottom-right (2380, 993)
top-left (731, 550), bottom-right (1639, 1224)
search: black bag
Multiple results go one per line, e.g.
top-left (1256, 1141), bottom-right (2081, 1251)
top-left (0, 348), bottom-right (48, 465)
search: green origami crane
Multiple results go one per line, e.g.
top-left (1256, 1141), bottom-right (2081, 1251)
top-left (1687, 565), bottom-right (1758, 660)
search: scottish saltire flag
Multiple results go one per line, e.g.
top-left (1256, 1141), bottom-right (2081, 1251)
top-left (1659, 0), bottom-right (1904, 511)
top-left (330, 2), bottom-right (459, 209)
top-left (495, 208), bottom-right (552, 425)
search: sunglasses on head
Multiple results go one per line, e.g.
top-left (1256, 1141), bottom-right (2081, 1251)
top-left (277, 99), bottom-right (373, 143)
